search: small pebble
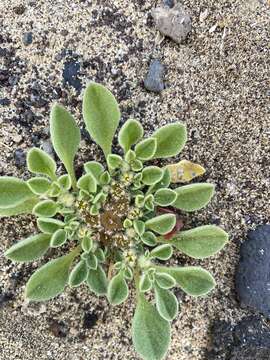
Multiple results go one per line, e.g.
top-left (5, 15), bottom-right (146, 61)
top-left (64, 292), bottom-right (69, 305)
top-left (163, 0), bottom-right (174, 8)
top-left (22, 32), bottom-right (33, 45)
top-left (0, 98), bottom-right (11, 106)
top-left (63, 59), bottom-right (82, 92)
top-left (144, 60), bottom-right (165, 93)
top-left (14, 149), bottom-right (26, 168)
top-left (13, 5), bottom-right (25, 15)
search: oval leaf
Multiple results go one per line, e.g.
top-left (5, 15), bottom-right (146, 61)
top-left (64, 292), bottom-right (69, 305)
top-left (173, 183), bottom-right (215, 212)
top-left (142, 166), bottom-right (163, 185)
top-left (5, 233), bottom-right (51, 262)
top-left (50, 104), bottom-right (81, 188)
top-left (33, 200), bottom-right (58, 217)
top-left (118, 119), bottom-right (144, 153)
top-left (77, 173), bottom-right (97, 193)
top-left (135, 138), bottom-right (157, 161)
top-left (27, 177), bottom-right (51, 195)
top-left (152, 123), bottom-right (187, 159)
top-left (155, 272), bottom-right (176, 289)
top-left (146, 214), bottom-right (176, 235)
top-left (83, 83), bottom-right (120, 158)
top-left (154, 286), bottom-right (178, 321)
top-left (107, 272), bottom-right (129, 305)
top-left (139, 273), bottom-right (152, 293)
top-left (27, 148), bottom-right (56, 180)
top-left (0, 177), bottom-right (34, 209)
top-left (84, 161), bottom-right (104, 182)
top-left (86, 265), bottom-right (108, 295)
top-left (37, 218), bottom-right (65, 234)
top-left (171, 225), bottom-right (228, 259)
top-left (69, 260), bottom-right (88, 287)
top-left (132, 294), bottom-right (171, 360)
top-left (50, 229), bottom-right (67, 247)
top-left (150, 244), bottom-right (173, 260)
top-left (154, 188), bottom-right (177, 206)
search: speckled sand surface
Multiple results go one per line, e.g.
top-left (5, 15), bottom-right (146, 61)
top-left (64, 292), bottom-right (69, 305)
top-left (0, 1), bottom-right (269, 359)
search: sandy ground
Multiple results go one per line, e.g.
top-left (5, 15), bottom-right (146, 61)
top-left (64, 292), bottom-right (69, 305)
top-left (0, 0), bottom-right (269, 359)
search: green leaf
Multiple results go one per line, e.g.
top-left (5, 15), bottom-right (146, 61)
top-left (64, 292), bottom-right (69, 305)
top-left (33, 200), bottom-right (58, 217)
top-left (156, 266), bottom-right (216, 296)
top-left (0, 197), bottom-right (38, 217)
top-left (5, 234), bottom-right (51, 262)
top-left (81, 236), bottom-right (93, 253)
top-left (171, 225), bottom-right (228, 259)
top-left (99, 171), bottom-right (111, 185)
top-left (118, 119), bottom-right (144, 153)
top-left (141, 166), bottom-right (163, 185)
top-left (37, 218), bottom-right (65, 234)
top-left (107, 154), bottom-right (123, 169)
top-left (69, 260), bottom-right (88, 287)
top-left (154, 188), bottom-right (177, 206)
top-left (152, 123), bottom-right (187, 159)
top-left (26, 250), bottom-right (78, 301)
top-left (84, 161), bottom-right (104, 183)
top-left (27, 148), bottom-right (57, 180)
top-left (83, 82), bottom-right (120, 158)
top-left (141, 231), bottom-right (157, 246)
top-left (47, 182), bottom-right (61, 197)
top-left (86, 265), bottom-right (108, 296)
top-left (146, 214), bottom-right (176, 235)
top-left (139, 273), bottom-right (152, 293)
top-left (0, 177), bottom-right (35, 209)
top-left (150, 244), bottom-right (173, 260)
top-left (95, 248), bottom-right (105, 262)
top-left (57, 174), bottom-right (72, 191)
top-left (155, 272), bottom-right (176, 289)
top-left (125, 149), bottom-right (136, 163)
top-left (27, 177), bottom-right (51, 195)
top-left (50, 229), bottom-right (67, 247)
top-left (131, 159), bottom-right (143, 172)
top-left (148, 167), bottom-right (171, 194)
top-left (172, 183), bottom-right (215, 212)
top-left (50, 104), bottom-right (81, 188)
top-left (154, 286), bottom-right (178, 321)
top-left (77, 173), bottom-right (97, 193)
top-left (132, 294), bottom-right (171, 360)
top-left (107, 272), bottom-right (129, 305)
top-left (135, 138), bottom-right (157, 161)
top-left (133, 220), bottom-right (145, 236)
top-left (85, 252), bottom-right (98, 269)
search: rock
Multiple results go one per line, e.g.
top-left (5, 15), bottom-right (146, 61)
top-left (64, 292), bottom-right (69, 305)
top-left (235, 225), bottom-right (270, 318)
top-left (41, 139), bottom-right (55, 159)
top-left (163, 0), bottom-right (174, 8)
top-left (22, 32), bottom-right (33, 45)
top-left (13, 5), bottom-right (25, 15)
top-left (83, 312), bottom-right (98, 329)
top-left (49, 320), bottom-right (69, 338)
top-left (63, 59), bottom-right (82, 92)
top-left (207, 316), bottom-right (270, 360)
top-left (14, 149), bottom-right (26, 168)
top-left (144, 60), bottom-right (165, 93)
top-left (0, 98), bottom-right (11, 106)
top-left (152, 3), bottom-right (192, 44)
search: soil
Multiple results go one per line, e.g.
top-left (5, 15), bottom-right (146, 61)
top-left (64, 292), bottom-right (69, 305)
top-left (0, 0), bottom-right (269, 359)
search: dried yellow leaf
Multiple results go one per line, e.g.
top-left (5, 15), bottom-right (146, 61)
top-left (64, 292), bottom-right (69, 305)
top-left (166, 160), bottom-right (206, 183)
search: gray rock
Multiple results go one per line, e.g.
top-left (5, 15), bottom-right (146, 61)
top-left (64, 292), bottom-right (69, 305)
top-left (63, 59), bottom-right (82, 92)
top-left (41, 139), bottom-right (55, 159)
top-left (22, 32), bottom-right (33, 46)
top-left (163, 0), bottom-right (174, 8)
top-left (152, 3), bottom-right (192, 44)
top-left (235, 224), bottom-right (270, 318)
top-left (144, 60), bottom-right (165, 93)
top-left (14, 149), bottom-right (26, 168)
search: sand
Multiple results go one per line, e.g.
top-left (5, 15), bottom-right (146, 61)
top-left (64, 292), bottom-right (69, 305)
top-left (0, 0), bottom-right (269, 359)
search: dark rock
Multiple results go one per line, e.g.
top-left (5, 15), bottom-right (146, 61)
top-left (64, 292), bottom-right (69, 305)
top-left (63, 59), bottom-right (82, 92)
top-left (22, 32), bottom-right (33, 45)
top-left (144, 60), bottom-right (165, 93)
top-left (207, 316), bottom-right (270, 360)
top-left (14, 149), bottom-right (26, 168)
top-left (13, 5), bottom-right (25, 15)
top-left (152, 4), bottom-right (192, 44)
top-left (49, 320), bottom-right (69, 338)
top-left (0, 292), bottom-right (14, 308)
top-left (0, 98), bottom-right (11, 106)
top-left (163, 0), bottom-right (174, 8)
top-left (235, 224), bottom-right (270, 318)
top-left (83, 312), bottom-right (98, 329)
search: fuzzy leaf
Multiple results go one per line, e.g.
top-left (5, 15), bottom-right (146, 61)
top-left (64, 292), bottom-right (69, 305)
top-left (156, 266), bottom-right (216, 296)
top-left (50, 104), bottom-right (81, 188)
top-left (83, 83), bottom-right (120, 158)
top-left (77, 173), bottom-right (97, 193)
top-left (58, 174), bottom-right (72, 190)
top-left (133, 220), bottom-right (145, 236)
top-left (154, 188), bottom-right (177, 206)
top-left (84, 161), bottom-right (104, 182)
top-left (86, 252), bottom-right (98, 269)
top-left (118, 119), bottom-right (144, 152)
top-left (33, 200), bottom-right (58, 217)
top-left (99, 171), bottom-right (111, 185)
top-left (86, 265), bottom-right (108, 295)
top-left (152, 123), bottom-right (187, 159)
top-left (81, 236), bottom-right (93, 253)
top-left (37, 218), bottom-right (65, 234)
top-left (107, 154), bottom-right (123, 169)
top-left (146, 214), bottom-right (176, 235)
top-left (69, 260), bottom-right (88, 287)
top-left (171, 225), bottom-right (228, 259)
top-left (150, 244), bottom-right (173, 260)
top-left (0, 177), bottom-right (35, 209)
top-left (27, 177), bottom-right (51, 195)
top-left (173, 183), bottom-right (215, 212)
top-left (107, 272), bottom-right (129, 305)
top-left (5, 233), bottom-right (51, 262)
top-left (139, 273), bottom-right (152, 293)
top-left (148, 167), bottom-right (171, 194)
top-left (27, 148), bottom-right (56, 180)
top-left (131, 159), bottom-right (143, 172)
top-left (141, 231), bottom-right (157, 246)
top-left (155, 272), bottom-right (176, 289)
top-left (50, 229), bottom-right (67, 247)
top-left (154, 286), bottom-right (178, 321)
top-left (135, 138), bottom-right (157, 161)
top-left (132, 294), bottom-right (171, 360)
top-left (26, 251), bottom-right (77, 301)
top-left (0, 198), bottom-right (38, 217)
top-left (141, 166), bottom-right (163, 185)
top-left (166, 160), bottom-right (206, 183)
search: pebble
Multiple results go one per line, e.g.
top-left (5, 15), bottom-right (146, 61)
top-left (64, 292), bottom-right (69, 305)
top-left (0, 98), bottom-right (11, 106)
top-left (144, 59), bottom-right (165, 93)
top-left (235, 225), bottom-right (270, 318)
top-left (163, 0), bottom-right (174, 8)
top-left (152, 3), bottom-right (192, 44)
top-left (14, 148), bottom-right (26, 168)
top-left (22, 32), bottom-right (33, 45)
top-left (83, 312), bottom-right (98, 329)
top-left (62, 59), bottom-right (82, 92)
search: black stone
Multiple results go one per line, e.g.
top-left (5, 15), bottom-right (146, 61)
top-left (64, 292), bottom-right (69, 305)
top-left (0, 98), bottom-right (11, 106)
top-left (0, 292), bottom-right (14, 308)
top-left (235, 224), bottom-right (270, 318)
top-left (144, 60), bottom-right (165, 93)
top-left (22, 32), bottom-right (33, 45)
top-left (83, 312), bottom-right (98, 329)
top-left (63, 59), bottom-right (82, 92)
top-left (14, 148), bottom-right (26, 168)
